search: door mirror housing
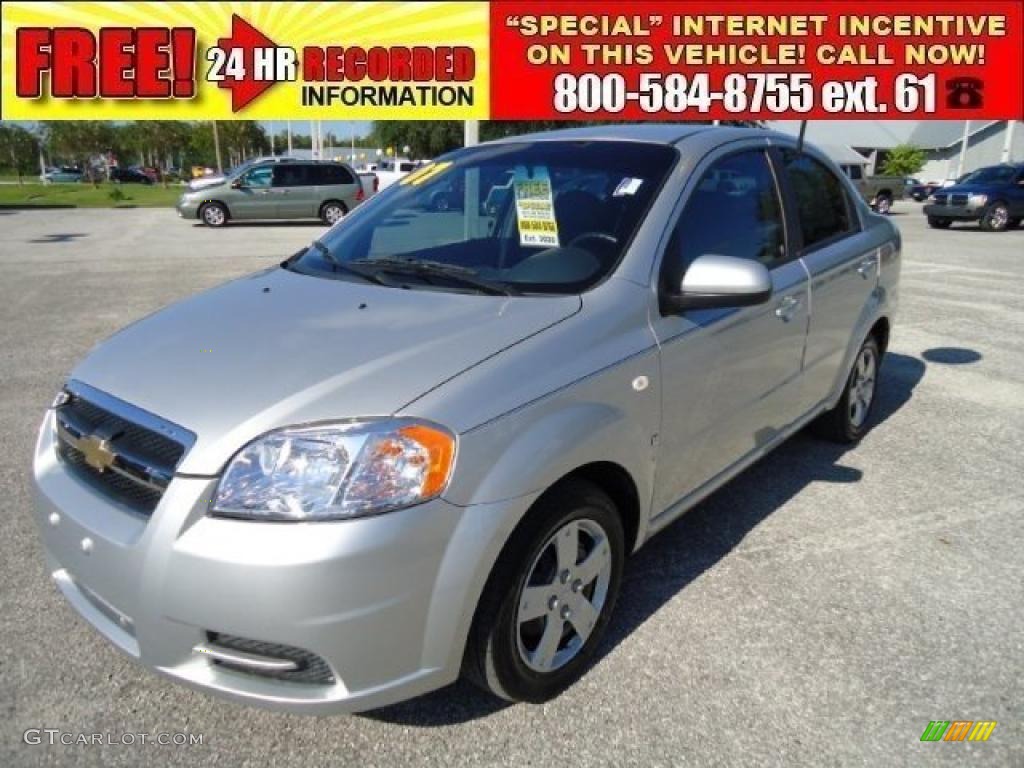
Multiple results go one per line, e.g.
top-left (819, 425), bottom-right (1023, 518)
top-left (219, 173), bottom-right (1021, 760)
top-left (662, 254), bottom-right (773, 314)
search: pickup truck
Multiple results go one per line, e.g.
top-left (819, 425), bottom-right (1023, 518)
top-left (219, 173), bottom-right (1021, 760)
top-left (838, 164), bottom-right (905, 214)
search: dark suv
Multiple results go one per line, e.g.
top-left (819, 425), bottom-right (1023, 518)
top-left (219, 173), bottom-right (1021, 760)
top-left (923, 163), bottom-right (1024, 232)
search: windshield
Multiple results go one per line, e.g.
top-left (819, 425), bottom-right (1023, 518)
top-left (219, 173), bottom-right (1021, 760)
top-left (960, 166), bottom-right (1017, 185)
top-left (288, 141), bottom-right (677, 295)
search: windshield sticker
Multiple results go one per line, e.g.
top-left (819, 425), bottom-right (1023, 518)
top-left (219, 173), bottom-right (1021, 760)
top-left (513, 167), bottom-right (559, 248)
top-left (400, 161), bottom-right (452, 186)
top-left (613, 177), bottom-right (644, 197)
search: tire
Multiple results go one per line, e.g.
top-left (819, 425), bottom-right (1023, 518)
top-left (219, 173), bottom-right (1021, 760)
top-left (979, 202), bottom-right (1010, 232)
top-left (200, 202), bottom-right (228, 228)
top-left (927, 216), bottom-right (952, 229)
top-left (874, 194), bottom-right (892, 215)
top-left (320, 200), bottom-right (347, 226)
top-left (1008, 218), bottom-right (1021, 230)
top-left (812, 336), bottom-right (881, 444)
top-left (464, 479), bottom-right (625, 704)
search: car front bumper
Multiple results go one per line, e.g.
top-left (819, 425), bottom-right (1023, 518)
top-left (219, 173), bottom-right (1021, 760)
top-left (923, 203), bottom-right (983, 220)
top-left (176, 199), bottom-right (201, 219)
top-left (32, 408), bottom-right (530, 713)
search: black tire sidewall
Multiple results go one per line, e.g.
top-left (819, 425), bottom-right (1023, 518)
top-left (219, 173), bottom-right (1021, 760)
top-left (476, 481), bottom-right (625, 703)
top-left (837, 337), bottom-right (881, 442)
top-left (928, 217), bottom-right (951, 229)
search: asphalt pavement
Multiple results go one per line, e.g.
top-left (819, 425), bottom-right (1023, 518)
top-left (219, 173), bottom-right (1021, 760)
top-left (0, 204), bottom-right (1021, 767)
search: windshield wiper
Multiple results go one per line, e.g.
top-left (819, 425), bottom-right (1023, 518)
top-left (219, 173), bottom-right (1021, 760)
top-left (350, 257), bottom-right (519, 296)
top-left (310, 240), bottom-right (389, 286)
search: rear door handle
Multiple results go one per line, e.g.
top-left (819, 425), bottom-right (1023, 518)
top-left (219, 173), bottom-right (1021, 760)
top-left (857, 257), bottom-right (877, 278)
top-left (774, 294), bottom-right (801, 321)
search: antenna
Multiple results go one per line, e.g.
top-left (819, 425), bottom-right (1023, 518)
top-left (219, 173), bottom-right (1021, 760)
top-left (796, 120), bottom-right (808, 154)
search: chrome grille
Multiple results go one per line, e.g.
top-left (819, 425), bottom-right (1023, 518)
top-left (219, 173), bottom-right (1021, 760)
top-left (205, 632), bottom-right (336, 685)
top-left (54, 381), bottom-right (194, 516)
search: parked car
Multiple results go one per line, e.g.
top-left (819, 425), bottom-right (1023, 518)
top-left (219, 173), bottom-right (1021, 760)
top-left (923, 163), bottom-right (1024, 231)
top-left (40, 166), bottom-right (83, 183)
top-left (838, 164), bottom-right (905, 214)
top-left (33, 125), bottom-right (899, 714)
top-left (909, 181), bottom-right (940, 201)
top-left (177, 160), bottom-right (364, 226)
top-left (110, 167), bottom-right (153, 185)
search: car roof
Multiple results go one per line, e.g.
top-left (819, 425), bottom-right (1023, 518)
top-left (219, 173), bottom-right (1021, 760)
top-left (487, 123), bottom-right (772, 147)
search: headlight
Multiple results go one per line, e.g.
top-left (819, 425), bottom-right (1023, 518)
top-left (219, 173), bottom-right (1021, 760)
top-left (211, 420), bottom-right (455, 521)
top-left (968, 193), bottom-right (988, 207)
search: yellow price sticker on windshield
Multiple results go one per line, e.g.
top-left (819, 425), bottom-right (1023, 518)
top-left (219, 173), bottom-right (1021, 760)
top-left (400, 161), bottom-right (453, 186)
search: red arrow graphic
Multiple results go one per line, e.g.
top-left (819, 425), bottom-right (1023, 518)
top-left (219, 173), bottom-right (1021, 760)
top-left (215, 14), bottom-right (279, 112)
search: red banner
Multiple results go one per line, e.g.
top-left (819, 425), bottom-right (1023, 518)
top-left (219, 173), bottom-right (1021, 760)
top-left (491, 1), bottom-right (1024, 119)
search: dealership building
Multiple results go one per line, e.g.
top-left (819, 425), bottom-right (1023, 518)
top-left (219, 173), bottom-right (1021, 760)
top-left (768, 120), bottom-right (1024, 182)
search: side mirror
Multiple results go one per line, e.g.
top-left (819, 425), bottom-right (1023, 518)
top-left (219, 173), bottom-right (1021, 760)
top-left (662, 254), bottom-right (772, 314)
top-left (230, 179), bottom-right (244, 189)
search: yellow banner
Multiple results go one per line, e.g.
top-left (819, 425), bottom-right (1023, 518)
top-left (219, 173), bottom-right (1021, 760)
top-left (0, 1), bottom-right (489, 119)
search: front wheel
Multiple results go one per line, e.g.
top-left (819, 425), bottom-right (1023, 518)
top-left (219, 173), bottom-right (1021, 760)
top-left (927, 216), bottom-right (952, 229)
top-left (980, 202), bottom-right (1010, 232)
top-left (200, 202), bottom-right (228, 227)
top-left (464, 479), bottom-right (624, 703)
top-left (812, 336), bottom-right (881, 443)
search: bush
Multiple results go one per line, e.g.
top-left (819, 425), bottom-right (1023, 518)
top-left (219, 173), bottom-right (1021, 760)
top-left (881, 145), bottom-right (927, 177)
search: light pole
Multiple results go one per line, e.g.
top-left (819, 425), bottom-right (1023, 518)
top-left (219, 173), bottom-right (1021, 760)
top-left (212, 120), bottom-right (223, 173)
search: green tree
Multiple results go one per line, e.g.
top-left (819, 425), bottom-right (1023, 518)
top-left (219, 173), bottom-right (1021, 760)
top-left (880, 144), bottom-right (927, 177)
top-left (0, 124), bottom-right (41, 184)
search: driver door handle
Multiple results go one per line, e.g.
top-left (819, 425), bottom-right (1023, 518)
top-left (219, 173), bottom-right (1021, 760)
top-left (774, 294), bottom-right (801, 321)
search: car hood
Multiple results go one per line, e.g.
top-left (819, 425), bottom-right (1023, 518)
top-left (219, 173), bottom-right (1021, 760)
top-left (187, 176), bottom-right (226, 191)
top-left (938, 183), bottom-right (996, 194)
top-left (71, 268), bottom-right (581, 474)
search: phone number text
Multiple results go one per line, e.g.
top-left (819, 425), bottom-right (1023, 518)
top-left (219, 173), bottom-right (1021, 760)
top-left (552, 73), bottom-right (937, 114)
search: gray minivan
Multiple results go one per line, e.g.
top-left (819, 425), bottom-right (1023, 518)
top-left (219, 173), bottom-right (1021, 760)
top-left (177, 160), bottom-right (365, 226)
top-left (35, 125), bottom-right (900, 713)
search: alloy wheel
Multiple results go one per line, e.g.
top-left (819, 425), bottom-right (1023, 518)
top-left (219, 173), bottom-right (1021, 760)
top-left (203, 205), bottom-right (225, 226)
top-left (849, 346), bottom-right (877, 428)
top-left (323, 204), bottom-right (344, 224)
top-left (515, 518), bottom-right (612, 673)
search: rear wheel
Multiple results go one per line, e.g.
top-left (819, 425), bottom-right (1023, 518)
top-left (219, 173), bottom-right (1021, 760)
top-left (464, 479), bottom-right (624, 703)
top-left (812, 336), bottom-right (881, 444)
top-left (980, 202), bottom-right (1009, 232)
top-left (927, 216), bottom-right (952, 229)
top-left (320, 200), bottom-right (347, 226)
top-left (1008, 218), bottom-right (1021, 230)
top-left (874, 194), bottom-right (892, 215)
top-left (200, 202), bottom-right (228, 227)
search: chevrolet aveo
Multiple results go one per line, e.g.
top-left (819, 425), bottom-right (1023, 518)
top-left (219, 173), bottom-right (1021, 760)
top-left (33, 126), bottom-right (900, 712)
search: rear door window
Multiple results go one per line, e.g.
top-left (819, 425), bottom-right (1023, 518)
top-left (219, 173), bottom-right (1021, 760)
top-left (782, 151), bottom-right (856, 250)
top-left (273, 165), bottom-right (312, 187)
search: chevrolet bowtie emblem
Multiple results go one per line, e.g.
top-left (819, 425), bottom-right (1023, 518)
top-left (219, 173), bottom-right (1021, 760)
top-left (79, 434), bottom-right (117, 473)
